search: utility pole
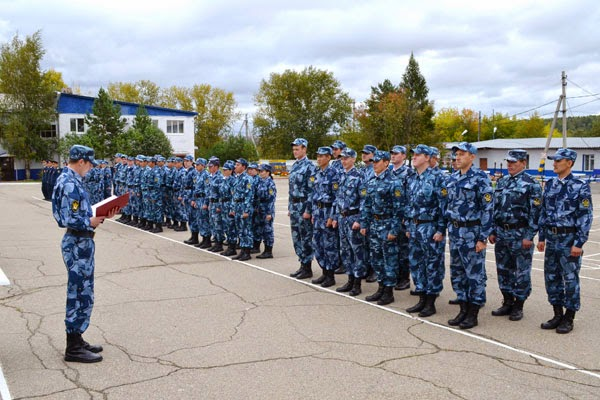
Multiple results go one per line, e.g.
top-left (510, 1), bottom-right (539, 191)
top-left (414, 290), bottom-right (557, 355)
top-left (561, 71), bottom-right (568, 147)
top-left (478, 111), bottom-right (481, 142)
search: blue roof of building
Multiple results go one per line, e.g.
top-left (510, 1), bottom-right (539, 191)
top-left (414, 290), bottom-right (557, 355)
top-left (56, 92), bottom-right (197, 117)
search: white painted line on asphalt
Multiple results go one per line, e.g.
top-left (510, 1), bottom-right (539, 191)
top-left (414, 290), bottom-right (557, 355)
top-left (0, 364), bottom-right (12, 400)
top-left (0, 268), bottom-right (9, 286)
top-left (105, 218), bottom-right (600, 382)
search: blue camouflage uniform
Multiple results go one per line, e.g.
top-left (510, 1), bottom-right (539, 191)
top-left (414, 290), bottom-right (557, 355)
top-left (221, 161), bottom-right (237, 245)
top-left (51, 145), bottom-right (98, 334)
top-left (130, 157), bottom-right (144, 220)
top-left (428, 147), bottom-right (448, 292)
top-left (148, 160), bottom-right (163, 224)
top-left (208, 159), bottom-right (226, 245)
top-left (163, 159), bottom-right (175, 223)
top-left (172, 160), bottom-right (186, 224)
top-left (361, 151), bottom-right (404, 288)
top-left (103, 161), bottom-right (113, 199)
top-left (192, 159), bottom-right (210, 237)
top-left (359, 145), bottom-right (377, 279)
top-left (539, 149), bottom-right (593, 312)
top-left (255, 165), bottom-right (277, 247)
top-left (445, 143), bottom-right (494, 307)
top-left (491, 150), bottom-right (542, 303)
top-left (232, 159), bottom-right (255, 248)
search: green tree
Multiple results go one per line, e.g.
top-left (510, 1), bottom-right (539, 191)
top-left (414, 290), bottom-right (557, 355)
top-left (0, 31), bottom-right (57, 179)
top-left (113, 105), bottom-right (173, 157)
top-left (84, 88), bottom-right (127, 159)
top-left (203, 135), bottom-right (258, 162)
top-left (253, 66), bottom-right (352, 158)
top-left (58, 132), bottom-right (98, 160)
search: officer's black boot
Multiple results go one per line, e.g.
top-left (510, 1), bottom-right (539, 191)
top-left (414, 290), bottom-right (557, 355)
top-left (222, 243), bottom-right (237, 257)
top-left (209, 241), bottom-right (224, 253)
top-left (365, 266), bottom-right (378, 283)
top-left (556, 309), bottom-right (575, 334)
top-left (64, 333), bottom-right (103, 363)
top-left (336, 275), bottom-right (355, 292)
top-left (377, 286), bottom-right (395, 306)
top-left (419, 294), bottom-right (438, 317)
top-left (321, 269), bottom-right (336, 288)
top-left (196, 235), bottom-right (210, 249)
top-left (448, 297), bottom-right (460, 304)
top-left (509, 299), bottom-right (525, 321)
top-left (406, 294), bottom-right (427, 313)
top-left (143, 222), bottom-right (153, 231)
top-left (448, 302), bottom-right (468, 326)
top-left (312, 268), bottom-right (327, 285)
top-left (135, 218), bottom-right (146, 228)
top-left (365, 282), bottom-right (385, 302)
top-left (256, 245), bottom-right (273, 259)
top-left (184, 232), bottom-right (199, 245)
top-left (295, 261), bottom-right (313, 280)
top-left (334, 261), bottom-right (346, 275)
top-left (290, 263), bottom-right (305, 277)
top-left (250, 241), bottom-right (261, 254)
top-left (81, 336), bottom-right (103, 353)
top-left (151, 222), bottom-right (163, 233)
top-left (394, 269), bottom-right (410, 291)
top-left (231, 246), bottom-right (244, 260)
top-left (349, 277), bottom-right (362, 296)
top-left (127, 216), bottom-right (138, 226)
top-left (459, 303), bottom-right (480, 329)
top-left (491, 291), bottom-right (514, 316)
top-left (238, 247), bottom-right (251, 261)
top-left (175, 221), bottom-right (187, 232)
top-left (116, 214), bottom-right (126, 222)
top-left (541, 305), bottom-right (564, 330)
top-left (165, 218), bottom-right (173, 228)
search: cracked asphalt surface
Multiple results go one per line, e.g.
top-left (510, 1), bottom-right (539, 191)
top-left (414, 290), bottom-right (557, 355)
top-left (1, 181), bottom-right (599, 399)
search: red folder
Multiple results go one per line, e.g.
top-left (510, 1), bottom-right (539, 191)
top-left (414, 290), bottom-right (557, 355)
top-left (92, 193), bottom-right (130, 217)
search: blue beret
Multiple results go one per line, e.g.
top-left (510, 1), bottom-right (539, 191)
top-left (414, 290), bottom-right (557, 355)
top-left (362, 144), bottom-right (377, 154)
top-left (452, 141), bottom-right (478, 155)
top-left (114, 153), bottom-right (123, 158)
top-left (291, 138), bottom-right (308, 147)
top-left (341, 148), bottom-right (357, 158)
top-left (69, 145), bottom-right (98, 166)
top-left (127, 156), bottom-right (134, 161)
top-left (411, 144), bottom-right (433, 156)
top-left (316, 146), bottom-right (333, 155)
top-left (548, 148), bottom-right (577, 161)
top-left (372, 150), bottom-right (390, 162)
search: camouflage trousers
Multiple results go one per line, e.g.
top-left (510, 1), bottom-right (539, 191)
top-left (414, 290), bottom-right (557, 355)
top-left (173, 195), bottom-right (186, 222)
top-left (338, 215), bottom-right (366, 278)
top-left (409, 223), bottom-right (444, 295)
top-left (62, 234), bottom-right (95, 334)
top-left (130, 192), bottom-right (142, 217)
top-left (255, 207), bottom-right (275, 246)
top-left (234, 204), bottom-right (253, 248)
top-left (397, 227), bottom-right (410, 281)
top-left (544, 232), bottom-right (582, 311)
top-left (449, 226), bottom-right (487, 306)
top-left (209, 203), bottom-right (225, 243)
top-left (494, 236), bottom-right (533, 300)
top-left (148, 195), bottom-right (163, 223)
top-left (190, 202), bottom-right (210, 236)
top-left (368, 219), bottom-right (399, 287)
top-left (289, 202), bottom-right (314, 265)
top-left (222, 202), bottom-right (237, 244)
top-left (312, 210), bottom-right (339, 271)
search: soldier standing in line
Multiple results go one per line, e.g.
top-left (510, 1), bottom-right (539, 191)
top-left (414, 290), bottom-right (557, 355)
top-left (184, 158), bottom-right (202, 245)
top-left (163, 157), bottom-right (176, 228)
top-left (147, 157), bottom-right (164, 233)
top-left (247, 163), bottom-right (262, 254)
top-left (538, 148), bottom-right (593, 334)
top-left (288, 138), bottom-right (316, 279)
top-left (255, 163), bottom-right (277, 259)
top-left (171, 157), bottom-right (186, 231)
top-left (102, 160), bottom-right (113, 200)
top-left (360, 150), bottom-right (404, 305)
top-left (230, 158), bottom-right (255, 261)
top-left (446, 142), bottom-right (494, 330)
top-left (117, 157), bottom-right (134, 223)
top-left (404, 145), bottom-right (447, 317)
top-left (333, 148), bottom-right (366, 296)
top-left (176, 155), bottom-right (195, 232)
top-left (112, 154), bottom-right (123, 195)
top-left (206, 157), bottom-right (225, 253)
top-left (220, 160), bottom-right (238, 256)
top-left (127, 155), bottom-right (143, 227)
top-left (330, 140), bottom-right (347, 275)
top-left (139, 156), bottom-right (153, 231)
top-left (428, 147), bottom-right (448, 298)
top-left (360, 145), bottom-right (378, 283)
top-left (489, 149), bottom-right (542, 321)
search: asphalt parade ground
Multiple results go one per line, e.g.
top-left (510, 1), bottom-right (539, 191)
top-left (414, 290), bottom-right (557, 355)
top-left (1, 180), bottom-right (599, 399)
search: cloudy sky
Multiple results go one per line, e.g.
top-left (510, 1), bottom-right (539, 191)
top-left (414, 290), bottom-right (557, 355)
top-left (1, 0), bottom-right (599, 120)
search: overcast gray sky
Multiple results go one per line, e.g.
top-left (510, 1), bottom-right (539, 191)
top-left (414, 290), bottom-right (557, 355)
top-left (2, 0), bottom-right (599, 120)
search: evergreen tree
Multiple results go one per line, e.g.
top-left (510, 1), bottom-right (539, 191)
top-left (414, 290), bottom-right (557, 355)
top-left (84, 88), bottom-right (126, 158)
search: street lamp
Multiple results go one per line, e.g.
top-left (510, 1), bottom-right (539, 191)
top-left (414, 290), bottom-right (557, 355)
top-left (493, 126), bottom-right (497, 140)
top-left (461, 129), bottom-right (468, 137)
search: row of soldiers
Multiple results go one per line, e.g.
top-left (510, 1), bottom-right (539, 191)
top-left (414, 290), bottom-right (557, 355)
top-left (111, 153), bottom-right (277, 260)
top-left (41, 160), bottom-right (62, 200)
top-left (286, 138), bottom-right (592, 333)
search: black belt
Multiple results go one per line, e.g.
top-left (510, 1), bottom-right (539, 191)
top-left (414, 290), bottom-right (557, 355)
top-left (234, 199), bottom-right (244, 203)
top-left (185, 186), bottom-right (192, 190)
top-left (222, 198), bottom-right (231, 202)
top-left (413, 218), bottom-right (434, 225)
top-left (291, 197), bottom-right (307, 203)
top-left (547, 226), bottom-right (577, 234)
top-left (451, 219), bottom-right (480, 228)
top-left (210, 198), bottom-right (220, 203)
top-left (496, 221), bottom-right (528, 230)
top-left (340, 209), bottom-right (360, 217)
top-left (373, 214), bottom-right (391, 220)
top-left (194, 194), bottom-right (205, 199)
top-left (66, 229), bottom-right (95, 239)
top-left (317, 201), bottom-right (333, 208)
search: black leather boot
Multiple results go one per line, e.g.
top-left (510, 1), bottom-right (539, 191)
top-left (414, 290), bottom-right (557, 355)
top-left (250, 241), bottom-right (261, 254)
top-left (209, 241), bottom-right (224, 252)
top-left (334, 263), bottom-right (346, 275)
top-left (448, 297), bottom-right (460, 304)
top-left (222, 243), bottom-right (237, 257)
top-left (311, 269), bottom-right (327, 285)
top-left (556, 309), bottom-right (575, 334)
top-left (394, 278), bottom-right (410, 291)
top-left (418, 294), bottom-right (437, 317)
top-left (127, 216), bottom-right (138, 226)
top-left (184, 232), bottom-right (199, 245)
top-left (365, 267), bottom-right (377, 283)
top-left (290, 262), bottom-right (305, 277)
top-left (135, 218), bottom-right (146, 228)
top-left (174, 221), bottom-right (187, 232)
top-left (491, 291), bottom-right (514, 316)
top-left (143, 222), bottom-right (153, 231)
top-left (256, 245), bottom-right (273, 259)
top-left (81, 336), bottom-right (103, 353)
top-left (198, 236), bottom-right (212, 249)
top-left (64, 333), bottom-right (103, 363)
top-left (541, 305), bottom-right (564, 330)
top-left (459, 303), bottom-right (480, 329)
top-left (407, 294), bottom-right (427, 313)
top-left (237, 247), bottom-right (251, 261)
top-left (448, 302), bottom-right (468, 326)
top-left (165, 218), bottom-right (173, 228)
top-left (365, 282), bottom-right (384, 302)
top-left (150, 222), bottom-right (163, 233)
top-left (377, 286), bottom-right (395, 305)
top-left (336, 275), bottom-right (355, 292)
top-left (509, 299), bottom-right (524, 321)
top-left (320, 269), bottom-right (335, 288)
top-left (349, 277), bottom-right (362, 296)
top-left (295, 262), bottom-right (313, 280)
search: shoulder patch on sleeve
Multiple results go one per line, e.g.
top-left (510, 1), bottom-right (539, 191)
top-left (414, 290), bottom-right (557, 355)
top-left (310, 176), bottom-right (315, 182)
top-left (269, 189), bottom-right (274, 195)
top-left (361, 188), bottom-right (367, 196)
top-left (71, 200), bottom-right (79, 212)
top-left (533, 197), bottom-right (541, 206)
top-left (394, 189), bottom-right (402, 197)
top-left (441, 188), bottom-right (448, 197)
top-left (484, 193), bottom-right (492, 203)
top-left (333, 182), bottom-right (339, 190)
top-left (582, 198), bottom-right (590, 208)
top-left (246, 183), bottom-right (252, 189)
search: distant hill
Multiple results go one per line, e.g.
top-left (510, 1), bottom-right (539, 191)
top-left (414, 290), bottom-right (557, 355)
top-left (542, 114), bottom-right (600, 137)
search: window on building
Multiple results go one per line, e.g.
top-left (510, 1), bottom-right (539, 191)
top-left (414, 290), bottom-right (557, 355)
top-left (166, 120), bottom-right (184, 134)
top-left (152, 119), bottom-right (159, 127)
top-left (583, 154), bottom-right (594, 171)
top-left (39, 124), bottom-right (57, 138)
top-left (70, 118), bottom-right (85, 133)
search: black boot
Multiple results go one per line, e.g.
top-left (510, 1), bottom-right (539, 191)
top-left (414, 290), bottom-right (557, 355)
top-left (135, 218), bottom-right (146, 228)
top-left (541, 305), bottom-right (564, 330)
top-left (365, 267), bottom-right (378, 283)
top-left (349, 278), bottom-right (362, 296)
top-left (295, 262), bottom-right (313, 280)
top-left (231, 246), bottom-right (245, 260)
top-left (143, 222), bottom-right (153, 231)
top-left (418, 294), bottom-right (438, 317)
top-left (556, 309), bottom-right (575, 334)
top-left (127, 216), bottom-right (139, 226)
top-left (459, 303), bottom-right (480, 329)
top-left (150, 222), bottom-right (163, 233)
top-left (222, 243), bottom-right (237, 257)
top-left (256, 245), bottom-right (273, 259)
top-left (165, 218), bottom-right (173, 228)
top-left (407, 294), bottom-right (427, 313)
top-left (377, 286), bottom-right (395, 305)
top-left (237, 247), bottom-right (251, 261)
top-left (184, 232), bottom-right (199, 245)
top-left (175, 221), bottom-right (187, 232)
top-left (334, 263), bottom-right (346, 275)
top-left (394, 278), bottom-right (410, 291)
top-left (250, 241), bottom-right (261, 254)
top-left (448, 302), bottom-right (468, 326)
top-left (311, 269), bottom-right (327, 285)
top-left (321, 269), bottom-right (335, 288)
top-left (509, 299), bottom-right (525, 321)
top-left (209, 241), bottom-right (224, 252)
top-left (365, 282), bottom-right (385, 302)
top-left (64, 333), bottom-right (103, 363)
top-left (336, 275), bottom-right (355, 292)
top-left (81, 336), bottom-right (103, 353)
top-left (448, 297), bottom-right (460, 304)
top-left (491, 291), bottom-right (514, 316)
top-left (290, 262), bottom-right (305, 277)
top-left (198, 236), bottom-right (212, 249)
